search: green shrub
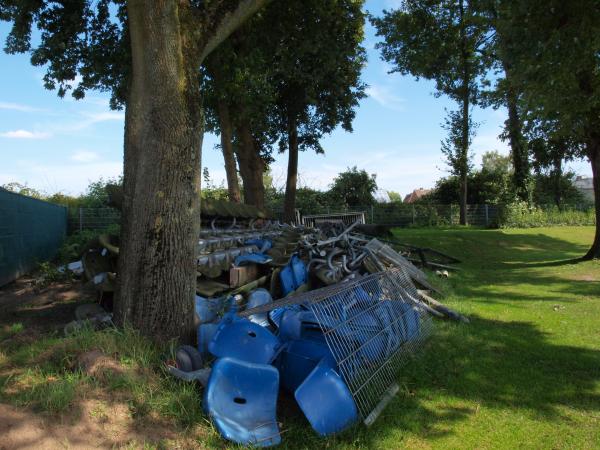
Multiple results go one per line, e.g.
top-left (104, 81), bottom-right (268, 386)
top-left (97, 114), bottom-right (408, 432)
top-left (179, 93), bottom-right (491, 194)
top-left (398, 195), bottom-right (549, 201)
top-left (498, 201), bottom-right (595, 228)
top-left (57, 224), bottom-right (120, 263)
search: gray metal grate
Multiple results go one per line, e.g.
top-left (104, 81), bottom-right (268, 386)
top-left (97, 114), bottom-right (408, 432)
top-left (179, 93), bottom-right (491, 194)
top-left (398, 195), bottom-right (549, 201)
top-left (239, 269), bottom-right (433, 424)
top-left (301, 269), bottom-right (433, 423)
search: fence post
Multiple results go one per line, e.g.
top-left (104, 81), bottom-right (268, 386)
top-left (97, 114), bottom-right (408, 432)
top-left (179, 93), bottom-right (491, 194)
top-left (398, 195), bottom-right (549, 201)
top-left (79, 207), bottom-right (83, 232)
top-left (485, 204), bottom-right (489, 226)
top-left (412, 206), bottom-right (416, 225)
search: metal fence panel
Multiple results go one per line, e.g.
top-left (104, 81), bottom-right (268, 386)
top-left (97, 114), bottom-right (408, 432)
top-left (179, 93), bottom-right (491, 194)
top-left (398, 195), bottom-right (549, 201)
top-left (0, 190), bottom-right (67, 286)
top-left (68, 207), bottom-right (121, 233)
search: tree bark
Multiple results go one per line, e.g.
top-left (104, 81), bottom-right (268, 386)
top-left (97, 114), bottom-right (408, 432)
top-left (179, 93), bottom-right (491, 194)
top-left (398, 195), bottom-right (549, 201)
top-left (458, 0), bottom-right (469, 226)
top-left (283, 114), bottom-right (299, 223)
top-left (552, 149), bottom-right (563, 208)
top-left (235, 118), bottom-right (266, 210)
top-left (217, 99), bottom-right (241, 203)
top-left (583, 133), bottom-right (600, 259)
top-left (117, 1), bottom-right (202, 340)
top-left (499, 34), bottom-right (529, 202)
top-left (459, 94), bottom-right (469, 226)
top-left (114, 0), bottom-right (271, 341)
top-left (505, 79), bottom-right (529, 201)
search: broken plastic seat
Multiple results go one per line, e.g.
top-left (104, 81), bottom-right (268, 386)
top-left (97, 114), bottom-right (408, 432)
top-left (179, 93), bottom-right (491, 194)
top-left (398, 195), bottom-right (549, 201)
top-left (294, 357), bottom-right (359, 436)
top-left (275, 339), bottom-right (336, 392)
top-left (209, 316), bottom-right (281, 364)
top-left (246, 288), bottom-right (273, 327)
top-left (244, 238), bottom-right (272, 253)
top-left (204, 357), bottom-right (281, 447)
top-left (268, 304), bottom-right (304, 329)
top-left (234, 252), bottom-right (273, 266)
top-left (194, 295), bottom-right (222, 324)
top-left (279, 254), bottom-right (307, 296)
top-left (278, 309), bottom-right (316, 341)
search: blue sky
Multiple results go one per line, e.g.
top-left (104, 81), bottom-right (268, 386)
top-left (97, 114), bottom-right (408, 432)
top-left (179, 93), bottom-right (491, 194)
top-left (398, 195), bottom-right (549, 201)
top-left (0, 0), bottom-right (591, 198)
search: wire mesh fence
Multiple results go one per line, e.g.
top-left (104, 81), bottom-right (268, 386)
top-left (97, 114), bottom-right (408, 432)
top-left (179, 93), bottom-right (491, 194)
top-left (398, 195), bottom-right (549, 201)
top-left (241, 268), bottom-right (434, 424)
top-left (301, 269), bottom-right (433, 423)
top-left (68, 202), bottom-right (593, 234)
top-left (68, 207), bottom-right (120, 233)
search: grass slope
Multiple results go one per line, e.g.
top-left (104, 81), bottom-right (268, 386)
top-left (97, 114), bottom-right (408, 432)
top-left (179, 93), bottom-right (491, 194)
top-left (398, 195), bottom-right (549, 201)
top-left (0, 226), bottom-right (598, 449)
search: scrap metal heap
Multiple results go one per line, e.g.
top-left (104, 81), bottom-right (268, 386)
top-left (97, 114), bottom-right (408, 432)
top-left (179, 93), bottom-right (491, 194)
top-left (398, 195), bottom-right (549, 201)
top-left (71, 201), bottom-right (464, 447)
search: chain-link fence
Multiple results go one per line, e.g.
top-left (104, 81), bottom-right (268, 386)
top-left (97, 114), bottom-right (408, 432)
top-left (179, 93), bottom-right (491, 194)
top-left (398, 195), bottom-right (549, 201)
top-left (68, 207), bottom-right (121, 233)
top-left (68, 202), bottom-right (594, 234)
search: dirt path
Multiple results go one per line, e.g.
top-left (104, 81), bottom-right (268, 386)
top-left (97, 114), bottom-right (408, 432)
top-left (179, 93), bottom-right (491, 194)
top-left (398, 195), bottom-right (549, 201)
top-left (0, 277), bottom-right (91, 331)
top-left (0, 401), bottom-right (181, 449)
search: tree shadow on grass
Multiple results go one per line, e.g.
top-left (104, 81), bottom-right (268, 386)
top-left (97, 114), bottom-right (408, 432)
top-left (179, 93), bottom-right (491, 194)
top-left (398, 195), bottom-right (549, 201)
top-left (349, 315), bottom-right (600, 446)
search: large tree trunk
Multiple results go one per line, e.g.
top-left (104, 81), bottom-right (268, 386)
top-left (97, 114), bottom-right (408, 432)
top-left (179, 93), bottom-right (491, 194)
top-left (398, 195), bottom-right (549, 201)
top-left (283, 114), bottom-right (299, 223)
top-left (583, 133), bottom-right (600, 260)
top-left (500, 48), bottom-right (529, 202)
top-left (217, 99), bottom-right (241, 203)
top-left (458, 87), bottom-right (469, 226)
top-left (505, 80), bottom-right (529, 201)
top-left (552, 150), bottom-right (563, 208)
top-left (458, 0), bottom-right (468, 226)
top-left (116, 1), bottom-right (202, 340)
top-left (236, 119), bottom-right (265, 209)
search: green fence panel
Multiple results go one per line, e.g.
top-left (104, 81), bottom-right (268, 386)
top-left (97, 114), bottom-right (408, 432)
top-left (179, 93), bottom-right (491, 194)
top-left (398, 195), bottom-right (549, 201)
top-left (0, 189), bottom-right (67, 286)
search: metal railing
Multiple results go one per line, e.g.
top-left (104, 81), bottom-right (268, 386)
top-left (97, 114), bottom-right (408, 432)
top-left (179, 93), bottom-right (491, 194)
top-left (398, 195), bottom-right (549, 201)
top-left (301, 211), bottom-right (366, 228)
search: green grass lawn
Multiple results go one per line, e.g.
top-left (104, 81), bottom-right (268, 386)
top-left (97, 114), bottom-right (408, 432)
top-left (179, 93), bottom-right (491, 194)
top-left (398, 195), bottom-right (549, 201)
top-left (1, 226), bottom-right (599, 449)
top-left (356, 226), bottom-right (600, 449)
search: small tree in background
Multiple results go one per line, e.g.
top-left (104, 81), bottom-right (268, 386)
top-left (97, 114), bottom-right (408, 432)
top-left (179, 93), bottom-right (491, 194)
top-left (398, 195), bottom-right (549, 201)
top-left (329, 166), bottom-right (377, 208)
top-left (373, 0), bottom-right (491, 225)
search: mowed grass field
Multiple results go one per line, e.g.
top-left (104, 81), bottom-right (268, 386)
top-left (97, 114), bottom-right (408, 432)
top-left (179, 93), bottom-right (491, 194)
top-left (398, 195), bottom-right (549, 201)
top-left (356, 226), bottom-right (600, 449)
top-left (0, 226), bottom-right (598, 449)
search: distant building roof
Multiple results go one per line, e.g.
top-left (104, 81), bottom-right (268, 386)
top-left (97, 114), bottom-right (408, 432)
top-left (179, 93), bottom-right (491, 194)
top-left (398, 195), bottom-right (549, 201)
top-left (573, 176), bottom-right (593, 189)
top-left (404, 188), bottom-right (432, 204)
top-left (573, 176), bottom-right (594, 201)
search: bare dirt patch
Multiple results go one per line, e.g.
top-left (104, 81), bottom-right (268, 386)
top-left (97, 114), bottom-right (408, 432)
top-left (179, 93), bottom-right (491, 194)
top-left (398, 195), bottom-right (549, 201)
top-left (0, 400), bottom-right (184, 449)
top-left (0, 278), bottom-right (211, 449)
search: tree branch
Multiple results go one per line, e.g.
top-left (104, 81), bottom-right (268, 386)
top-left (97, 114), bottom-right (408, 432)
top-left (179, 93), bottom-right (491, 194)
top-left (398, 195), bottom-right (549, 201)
top-left (198, 0), bottom-right (273, 64)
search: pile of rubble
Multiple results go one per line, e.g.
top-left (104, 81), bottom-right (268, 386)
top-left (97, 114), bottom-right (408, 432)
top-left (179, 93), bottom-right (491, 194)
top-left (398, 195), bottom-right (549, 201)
top-left (65, 201), bottom-right (465, 447)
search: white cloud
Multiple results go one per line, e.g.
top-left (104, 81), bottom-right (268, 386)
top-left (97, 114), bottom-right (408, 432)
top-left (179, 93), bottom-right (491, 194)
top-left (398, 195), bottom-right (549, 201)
top-left (365, 84), bottom-right (405, 111)
top-left (83, 111), bottom-right (124, 123)
top-left (24, 161), bottom-right (123, 195)
top-left (71, 150), bottom-right (100, 163)
top-left (0, 102), bottom-right (40, 112)
top-left (0, 129), bottom-right (51, 139)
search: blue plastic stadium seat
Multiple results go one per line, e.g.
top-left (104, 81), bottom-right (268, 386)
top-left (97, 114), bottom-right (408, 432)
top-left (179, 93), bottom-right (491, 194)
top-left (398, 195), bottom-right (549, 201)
top-left (246, 288), bottom-right (273, 327)
top-left (278, 309), bottom-right (324, 343)
top-left (268, 304), bottom-right (304, 329)
top-left (275, 339), bottom-right (336, 392)
top-left (197, 323), bottom-right (219, 357)
top-left (209, 316), bottom-right (280, 364)
top-left (279, 254), bottom-right (307, 296)
top-left (204, 357), bottom-right (281, 447)
top-left (294, 357), bottom-right (359, 436)
top-left (195, 295), bottom-right (222, 324)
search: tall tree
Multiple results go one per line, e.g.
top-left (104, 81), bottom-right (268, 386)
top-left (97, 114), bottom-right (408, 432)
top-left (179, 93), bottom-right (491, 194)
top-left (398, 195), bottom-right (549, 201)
top-left (499, 0), bottom-right (600, 258)
top-left (0, 0), bottom-right (272, 339)
top-left (263, 0), bottom-right (366, 222)
top-left (203, 0), bottom-right (366, 221)
top-left (202, 23), bottom-right (277, 210)
top-left (481, 1), bottom-right (530, 201)
top-left (527, 119), bottom-right (582, 208)
top-left (329, 166), bottom-right (378, 208)
top-left (372, 0), bottom-right (490, 224)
